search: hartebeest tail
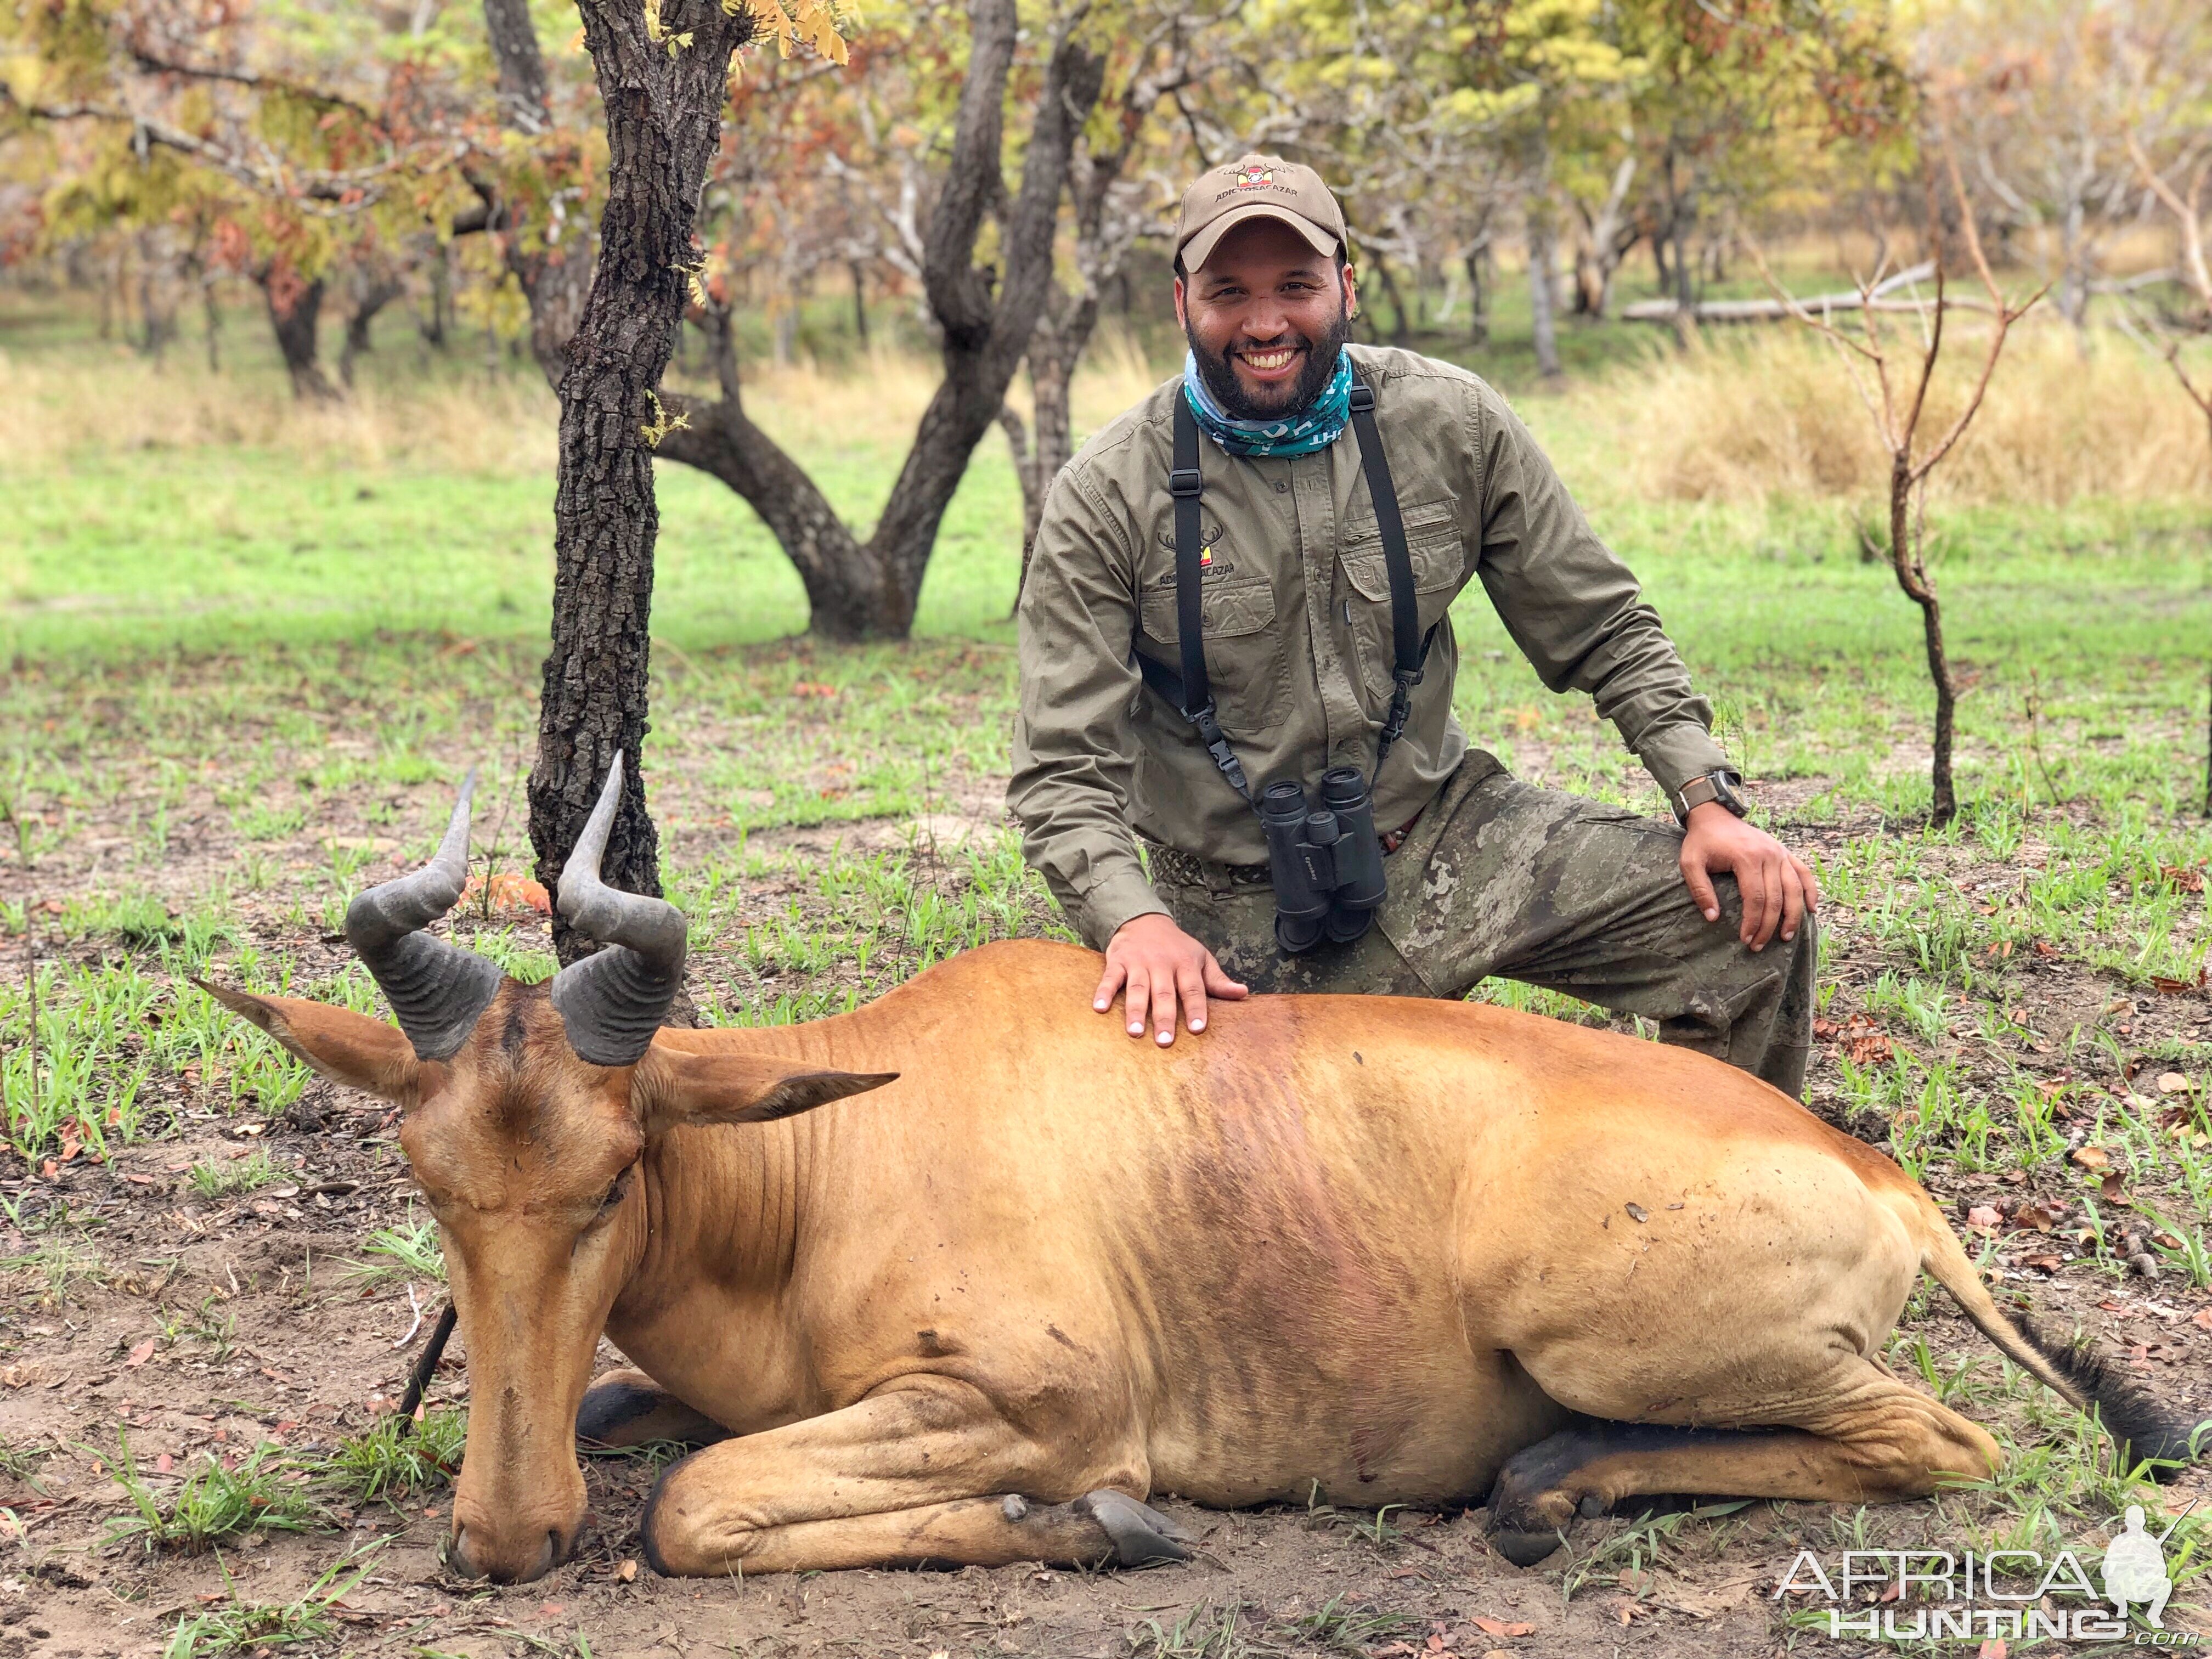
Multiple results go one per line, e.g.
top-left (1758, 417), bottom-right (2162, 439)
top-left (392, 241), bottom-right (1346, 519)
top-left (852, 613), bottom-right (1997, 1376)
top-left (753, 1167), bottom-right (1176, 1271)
top-left (1908, 1191), bottom-right (2203, 1469)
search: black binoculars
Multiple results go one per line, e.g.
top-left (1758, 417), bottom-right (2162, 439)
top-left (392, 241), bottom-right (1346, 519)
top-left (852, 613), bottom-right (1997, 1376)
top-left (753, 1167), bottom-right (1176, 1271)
top-left (1259, 766), bottom-right (1389, 953)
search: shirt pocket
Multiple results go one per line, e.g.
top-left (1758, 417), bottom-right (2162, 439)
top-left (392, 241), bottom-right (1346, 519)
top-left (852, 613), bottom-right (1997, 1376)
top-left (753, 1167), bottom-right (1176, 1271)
top-left (1137, 577), bottom-right (1289, 731)
top-left (1339, 501), bottom-right (1468, 699)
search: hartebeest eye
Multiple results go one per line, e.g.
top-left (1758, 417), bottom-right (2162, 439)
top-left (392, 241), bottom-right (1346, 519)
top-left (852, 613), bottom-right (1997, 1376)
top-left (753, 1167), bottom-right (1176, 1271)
top-left (588, 1161), bottom-right (637, 1226)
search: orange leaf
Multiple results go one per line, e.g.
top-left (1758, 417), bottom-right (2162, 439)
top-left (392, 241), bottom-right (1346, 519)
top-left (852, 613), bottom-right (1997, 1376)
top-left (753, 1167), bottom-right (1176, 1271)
top-left (1470, 1617), bottom-right (1535, 1638)
top-left (2070, 1146), bottom-right (2110, 1171)
top-left (126, 1338), bottom-right (156, 1368)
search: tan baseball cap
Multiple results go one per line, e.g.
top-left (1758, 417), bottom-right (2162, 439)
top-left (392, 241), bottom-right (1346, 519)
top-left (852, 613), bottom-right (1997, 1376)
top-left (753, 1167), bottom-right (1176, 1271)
top-left (1175, 154), bottom-right (1346, 274)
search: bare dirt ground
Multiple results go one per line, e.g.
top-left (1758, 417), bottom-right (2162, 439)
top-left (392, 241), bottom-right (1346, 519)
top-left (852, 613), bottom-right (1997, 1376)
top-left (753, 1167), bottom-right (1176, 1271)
top-left (5, 758), bottom-right (2212, 1656)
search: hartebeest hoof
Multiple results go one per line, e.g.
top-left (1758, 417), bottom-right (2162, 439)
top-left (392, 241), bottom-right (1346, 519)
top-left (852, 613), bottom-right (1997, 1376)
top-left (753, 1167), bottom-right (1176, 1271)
top-left (1483, 1426), bottom-right (1592, 1567)
top-left (576, 1368), bottom-right (730, 1451)
top-left (1076, 1488), bottom-right (1194, 1566)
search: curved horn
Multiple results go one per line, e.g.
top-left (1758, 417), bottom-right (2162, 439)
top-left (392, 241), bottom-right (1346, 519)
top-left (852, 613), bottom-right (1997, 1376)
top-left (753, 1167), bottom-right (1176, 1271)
top-left (548, 754), bottom-right (687, 1067)
top-left (345, 771), bottom-right (503, 1060)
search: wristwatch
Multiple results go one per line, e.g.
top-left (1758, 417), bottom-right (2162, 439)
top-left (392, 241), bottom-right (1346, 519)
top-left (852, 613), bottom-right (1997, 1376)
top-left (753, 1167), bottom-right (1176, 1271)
top-left (1674, 769), bottom-right (1748, 824)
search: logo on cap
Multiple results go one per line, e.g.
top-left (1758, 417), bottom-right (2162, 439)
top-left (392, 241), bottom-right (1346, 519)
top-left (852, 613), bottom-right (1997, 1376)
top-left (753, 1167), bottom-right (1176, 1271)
top-left (1232, 161), bottom-right (1274, 190)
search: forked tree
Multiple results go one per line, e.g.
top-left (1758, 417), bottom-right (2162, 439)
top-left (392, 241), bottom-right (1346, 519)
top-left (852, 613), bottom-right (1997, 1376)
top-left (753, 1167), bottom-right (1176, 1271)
top-left (656, 0), bottom-right (1104, 641)
top-left (1757, 149), bottom-right (2046, 826)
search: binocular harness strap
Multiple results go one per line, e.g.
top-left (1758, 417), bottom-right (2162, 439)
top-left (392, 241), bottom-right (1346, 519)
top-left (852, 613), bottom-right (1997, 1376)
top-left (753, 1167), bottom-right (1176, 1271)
top-left (1169, 396), bottom-right (1251, 800)
top-left (1344, 379), bottom-right (1426, 763)
top-left (1148, 369), bottom-right (1429, 806)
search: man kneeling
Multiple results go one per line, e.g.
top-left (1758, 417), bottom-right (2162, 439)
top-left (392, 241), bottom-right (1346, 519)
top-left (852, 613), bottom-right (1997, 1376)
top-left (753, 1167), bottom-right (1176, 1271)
top-left (1009, 154), bottom-right (1818, 1092)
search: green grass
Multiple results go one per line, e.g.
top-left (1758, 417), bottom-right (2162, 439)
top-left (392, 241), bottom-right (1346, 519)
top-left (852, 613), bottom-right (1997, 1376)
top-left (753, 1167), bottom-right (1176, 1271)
top-left (4, 295), bottom-right (2212, 1585)
top-left (163, 1546), bottom-right (380, 1659)
top-left (342, 1212), bottom-right (445, 1286)
top-left (188, 1149), bottom-right (275, 1199)
top-left (308, 1409), bottom-right (466, 1506)
top-left (100, 1431), bottom-right (334, 1553)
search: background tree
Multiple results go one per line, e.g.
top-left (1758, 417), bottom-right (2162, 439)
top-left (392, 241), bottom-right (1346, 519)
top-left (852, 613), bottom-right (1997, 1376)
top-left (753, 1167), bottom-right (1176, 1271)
top-left (653, 0), bottom-right (1104, 641)
top-left (1757, 151), bottom-right (2047, 826)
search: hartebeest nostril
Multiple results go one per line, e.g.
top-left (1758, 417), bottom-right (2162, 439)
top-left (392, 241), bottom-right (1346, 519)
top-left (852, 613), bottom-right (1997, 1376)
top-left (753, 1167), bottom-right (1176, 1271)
top-left (447, 1523), bottom-right (568, 1585)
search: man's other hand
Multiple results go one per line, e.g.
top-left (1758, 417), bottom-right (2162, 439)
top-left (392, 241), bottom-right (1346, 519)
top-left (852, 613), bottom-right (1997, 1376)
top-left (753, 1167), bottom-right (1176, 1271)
top-left (1678, 801), bottom-right (1819, 952)
top-left (1094, 914), bottom-right (1250, 1047)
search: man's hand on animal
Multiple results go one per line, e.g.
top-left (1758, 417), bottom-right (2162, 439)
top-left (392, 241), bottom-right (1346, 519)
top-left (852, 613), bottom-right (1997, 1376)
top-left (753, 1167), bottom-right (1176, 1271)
top-left (1678, 801), bottom-right (1820, 952)
top-left (1092, 911), bottom-right (1249, 1045)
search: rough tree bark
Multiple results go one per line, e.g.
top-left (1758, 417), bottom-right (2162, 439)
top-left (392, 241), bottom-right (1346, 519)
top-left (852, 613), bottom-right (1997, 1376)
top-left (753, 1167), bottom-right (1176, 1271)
top-left (655, 0), bottom-right (1105, 641)
top-left (527, 0), bottom-right (759, 965)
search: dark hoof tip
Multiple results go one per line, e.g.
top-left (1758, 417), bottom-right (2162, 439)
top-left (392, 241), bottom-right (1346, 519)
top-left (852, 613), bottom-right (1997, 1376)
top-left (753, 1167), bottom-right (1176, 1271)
top-left (1491, 1526), bottom-right (1565, 1567)
top-left (1079, 1488), bottom-right (1193, 1566)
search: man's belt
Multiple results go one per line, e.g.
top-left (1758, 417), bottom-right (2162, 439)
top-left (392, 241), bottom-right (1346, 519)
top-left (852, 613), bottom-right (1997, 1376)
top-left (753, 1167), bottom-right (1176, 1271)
top-left (1142, 802), bottom-right (1426, 890)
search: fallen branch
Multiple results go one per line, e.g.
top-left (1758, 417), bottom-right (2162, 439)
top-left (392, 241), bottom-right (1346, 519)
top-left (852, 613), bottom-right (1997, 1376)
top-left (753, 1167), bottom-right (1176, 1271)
top-left (1621, 261), bottom-right (1945, 325)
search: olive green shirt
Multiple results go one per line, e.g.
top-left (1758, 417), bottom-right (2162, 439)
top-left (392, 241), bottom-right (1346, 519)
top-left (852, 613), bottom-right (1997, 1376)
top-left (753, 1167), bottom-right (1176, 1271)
top-left (1008, 345), bottom-right (1731, 950)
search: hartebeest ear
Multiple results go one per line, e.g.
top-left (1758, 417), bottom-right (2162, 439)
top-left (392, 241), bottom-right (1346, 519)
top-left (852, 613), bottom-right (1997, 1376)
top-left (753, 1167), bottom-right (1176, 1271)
top-left (639, 1049), bottom-right (897, 1132)
top-left (192, 980), bottom-right (426, 1103)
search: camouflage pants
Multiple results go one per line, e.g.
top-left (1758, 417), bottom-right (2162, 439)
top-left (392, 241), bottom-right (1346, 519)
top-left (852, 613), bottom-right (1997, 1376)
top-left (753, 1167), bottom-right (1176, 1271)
top-left (1148, 754), bottom-right (1816, 1098)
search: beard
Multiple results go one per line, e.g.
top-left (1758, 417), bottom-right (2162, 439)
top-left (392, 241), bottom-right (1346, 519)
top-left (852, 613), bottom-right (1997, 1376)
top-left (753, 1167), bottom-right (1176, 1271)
top-left (1186, 304), bottom-right (1353, 422)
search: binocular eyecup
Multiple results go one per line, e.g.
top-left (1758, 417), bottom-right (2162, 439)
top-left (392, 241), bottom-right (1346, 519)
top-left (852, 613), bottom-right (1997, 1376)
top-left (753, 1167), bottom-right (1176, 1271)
top-left (1260, 765), bottom-right (1389, 954)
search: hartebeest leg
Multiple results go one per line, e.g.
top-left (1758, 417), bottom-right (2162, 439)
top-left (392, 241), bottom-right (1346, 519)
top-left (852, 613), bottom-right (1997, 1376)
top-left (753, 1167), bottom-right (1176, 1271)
top-left (1485, 1367), bottom-right (2001, 1566)
top-left (575, 1368), bottom-right (730, 1451)
top-left (638, 1375), bottom-right (1186, 1575)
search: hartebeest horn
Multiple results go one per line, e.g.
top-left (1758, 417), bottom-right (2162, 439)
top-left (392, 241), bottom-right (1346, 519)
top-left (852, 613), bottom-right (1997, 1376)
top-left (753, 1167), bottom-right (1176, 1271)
top-left (345, 771), bottom-right (503, 1060)
top-left (548, 754), bottom-right (687, 1066)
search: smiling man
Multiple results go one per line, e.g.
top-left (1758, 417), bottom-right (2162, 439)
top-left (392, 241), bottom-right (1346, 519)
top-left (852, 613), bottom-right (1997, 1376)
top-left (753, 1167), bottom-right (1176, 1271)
top-left (1009, 154), bottom-right (1819, 1093)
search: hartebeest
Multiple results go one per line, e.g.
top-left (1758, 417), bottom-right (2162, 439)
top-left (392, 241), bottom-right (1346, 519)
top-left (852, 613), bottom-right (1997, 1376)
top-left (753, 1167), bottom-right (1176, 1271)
top-left (201, 766), bottom-right (2193, 1584)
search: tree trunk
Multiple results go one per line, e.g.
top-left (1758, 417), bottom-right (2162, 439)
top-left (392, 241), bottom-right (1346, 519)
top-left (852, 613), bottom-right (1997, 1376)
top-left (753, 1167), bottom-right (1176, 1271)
top-left (1890, 461), bottom-right (1957, 826)
top-left (653, 0), bottom-right (1102, 640)
top-left (527, 0), bottom-right (759, 967)
top-left (1370, 250), bottom-right (1414, 344)
top-left (850, 258), bottom-right (870, 346)
top-left (1465, 240), bottom-right (1491, 345)
top-left (261, 273), bottom-right (341, 402)
top-left (478, 0), bottom-right (594, 386)
top-left (202, 278), bottom-right (222, 372)
top-left (1007, 280), bottom-right (1094, 602)
top-left (339, 273), bottom-right (407, 388)
top-left (1527, 210), bottom-right (1561, 379)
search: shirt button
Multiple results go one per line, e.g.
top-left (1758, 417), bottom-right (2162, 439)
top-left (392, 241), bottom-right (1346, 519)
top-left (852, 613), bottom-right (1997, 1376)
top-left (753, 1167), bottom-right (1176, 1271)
top-left (1274, 481), bottom-right (1289, 493)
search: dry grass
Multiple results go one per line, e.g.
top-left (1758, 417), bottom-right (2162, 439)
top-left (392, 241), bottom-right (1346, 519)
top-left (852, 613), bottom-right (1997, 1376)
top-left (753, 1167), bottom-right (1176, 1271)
top-left (0, 346), bottom-right (559, 475)
top-left (1564, 321), bottom-right (2212, 507)
top-left (0, 322), bottom-right (1173, 478)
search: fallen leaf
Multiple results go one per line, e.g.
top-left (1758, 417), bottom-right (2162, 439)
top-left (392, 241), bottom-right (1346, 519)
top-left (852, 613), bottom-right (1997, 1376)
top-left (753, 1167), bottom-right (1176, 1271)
top-left (2033, 939), bottom-right (2058, 958)
top-left (2155, 1231), bottom-right (2185, 1251)
top-left (1624, 1203), bottom-right (1647, 1223)
top-left (2193, 1309), bottom-right (2212, 1331)
top-left (1470, 1617), bottom-right (1535, 1638)
top-left (125, 1338), bottom-right (156, 1368)
top-left (2160, 864), bottom-right (2207, 894)
top-left (1979, 1638), bottom-right (2008, 1659)
top-left (1967, 1205), bottom-right (2004, 1233)
top-left (2102, 1172), bottom-right (2127, 1201)
top-left (2024, 1254), bottom-right (2065, 1273)
top-left (156, 1453), bottom-right (173, 1473)
top-left (614, 1559), bottom-right (637, 1583)
top-left (2159, 1073), bottom-right (2193, 1096)
top-left (2070, 1146), bottom-right (2111, 1171)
